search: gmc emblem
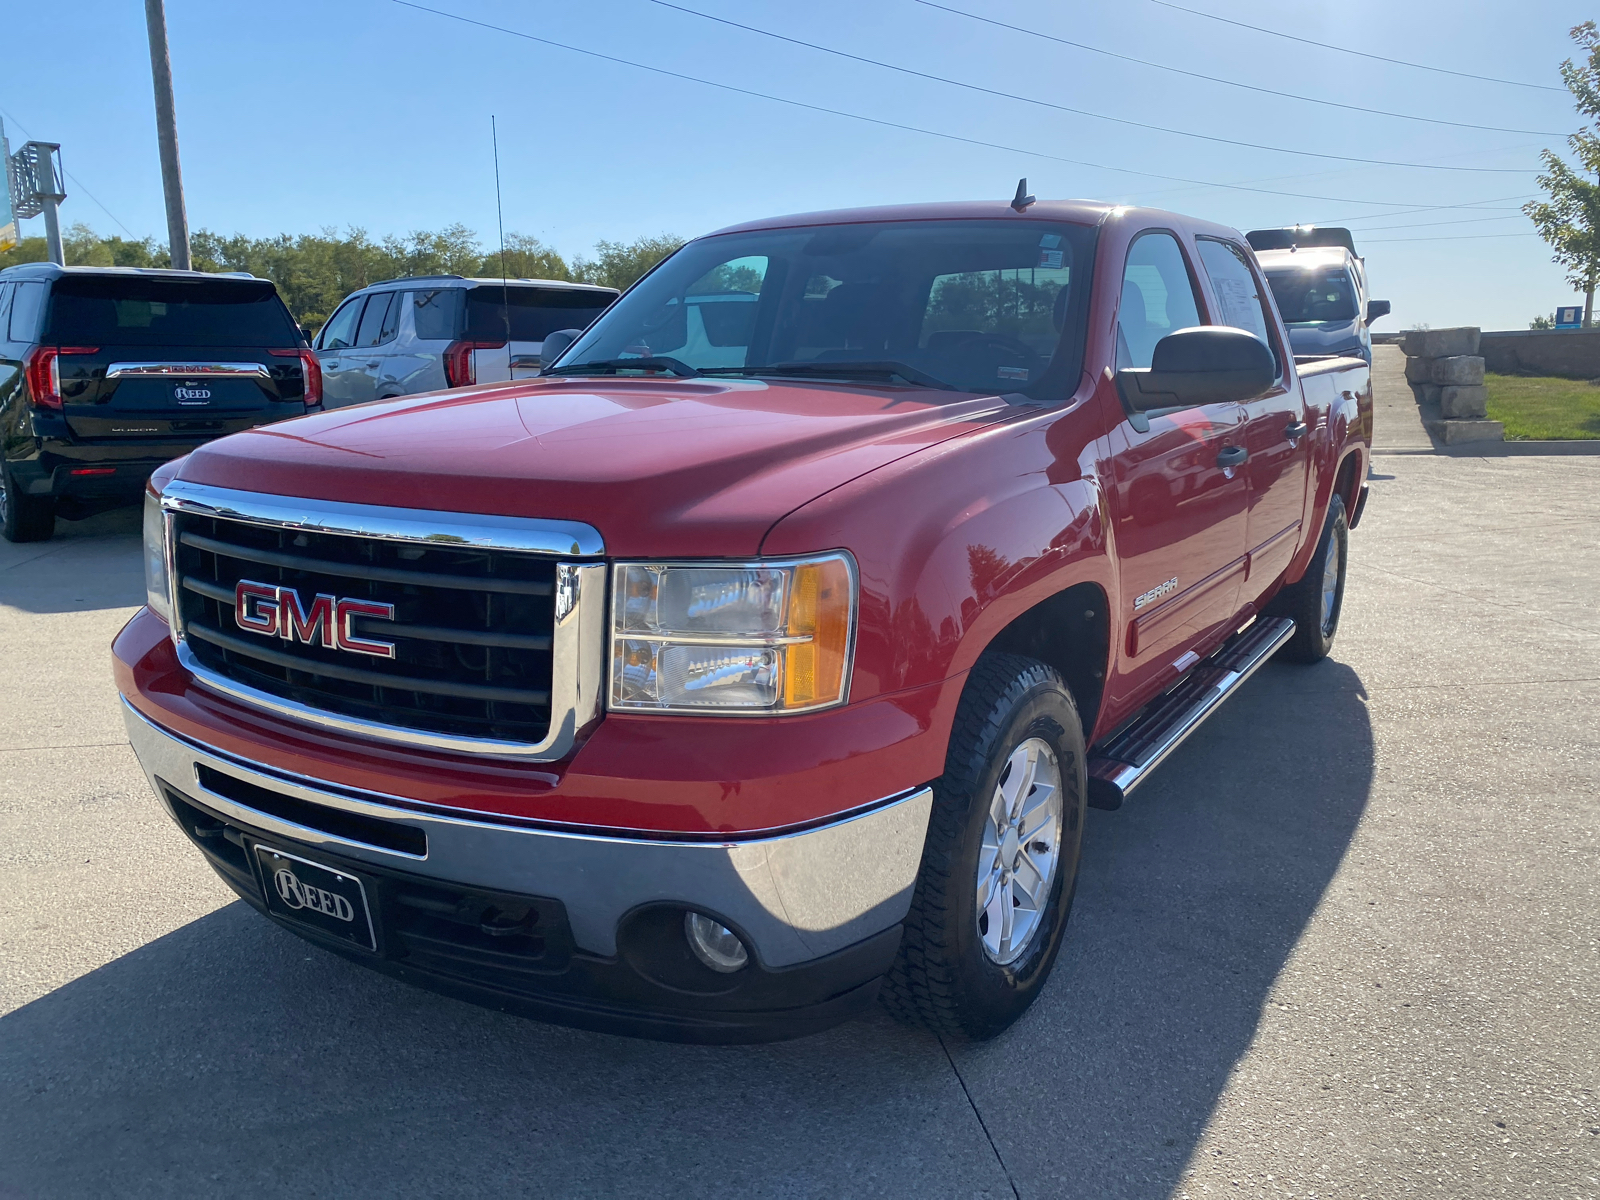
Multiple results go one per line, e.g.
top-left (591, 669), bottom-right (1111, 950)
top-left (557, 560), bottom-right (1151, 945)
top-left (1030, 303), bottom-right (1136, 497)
top-left (234, 580), bottom-right (396, 658)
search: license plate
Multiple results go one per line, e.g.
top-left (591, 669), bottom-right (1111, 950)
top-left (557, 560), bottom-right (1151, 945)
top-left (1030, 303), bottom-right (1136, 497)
top-left (254, 845), bottom-right (376, 951)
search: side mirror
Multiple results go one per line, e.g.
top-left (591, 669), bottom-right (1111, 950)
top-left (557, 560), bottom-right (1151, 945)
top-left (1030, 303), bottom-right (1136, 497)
top-left (1366, 299), bottom-right (1391, 323)
top-left (1116, 326), bottom-right (1276, 426)
top-left (539, 328), bottom-right (582, 371)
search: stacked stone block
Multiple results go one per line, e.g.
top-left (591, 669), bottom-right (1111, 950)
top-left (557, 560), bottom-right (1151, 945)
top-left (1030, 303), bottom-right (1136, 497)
top-left (1398, 326), bottom-right (1502, 444)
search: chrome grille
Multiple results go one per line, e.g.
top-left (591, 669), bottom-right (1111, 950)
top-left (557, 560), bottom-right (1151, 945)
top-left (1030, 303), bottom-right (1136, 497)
top-left (174, 511), bottom-right (559, 744)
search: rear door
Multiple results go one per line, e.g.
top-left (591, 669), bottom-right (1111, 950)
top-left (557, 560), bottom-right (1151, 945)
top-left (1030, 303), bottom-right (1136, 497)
top-left (1194, 238), bottom-right (1310, 591)
top-left (43, 274), bottom-right (308, 442)
top-left (1103, 230), bottom-right (1249, 707)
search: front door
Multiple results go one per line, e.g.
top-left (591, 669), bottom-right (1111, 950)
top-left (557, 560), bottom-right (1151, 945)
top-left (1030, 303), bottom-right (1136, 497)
top-left (1102, 231), bottom-right (1249, 712)
top-left (1195, 238), bottom-right (1311, 590)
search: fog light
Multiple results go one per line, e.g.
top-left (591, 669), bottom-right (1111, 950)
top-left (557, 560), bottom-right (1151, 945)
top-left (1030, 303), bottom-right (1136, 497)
top-left (684, 912), bottom-right (749, 973)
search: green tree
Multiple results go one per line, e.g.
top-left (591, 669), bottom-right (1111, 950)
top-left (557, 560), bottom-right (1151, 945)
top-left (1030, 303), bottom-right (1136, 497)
top-left (1525, 22), bottom-right (1600, 327)
top-left (475, 233), bottom-right (570, 282)
top-left (572, 234), bottom-right (685, 291)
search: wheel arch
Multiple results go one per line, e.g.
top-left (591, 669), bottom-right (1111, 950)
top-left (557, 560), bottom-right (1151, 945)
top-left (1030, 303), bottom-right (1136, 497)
top-left (977, 582), bottom-right (1109, 740)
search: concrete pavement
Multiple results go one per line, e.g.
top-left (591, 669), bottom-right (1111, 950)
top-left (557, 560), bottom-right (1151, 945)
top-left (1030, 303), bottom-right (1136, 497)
top-left (2, 360), bottom-right (1596, 1197)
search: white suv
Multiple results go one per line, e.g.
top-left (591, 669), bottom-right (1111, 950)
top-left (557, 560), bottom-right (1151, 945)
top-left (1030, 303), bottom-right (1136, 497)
top-left (313, 276), bottom-right (618, 407)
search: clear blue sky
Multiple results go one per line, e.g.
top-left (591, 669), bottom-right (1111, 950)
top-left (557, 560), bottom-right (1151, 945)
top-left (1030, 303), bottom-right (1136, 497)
top-left (3, 0), bottom-right (1592, 330)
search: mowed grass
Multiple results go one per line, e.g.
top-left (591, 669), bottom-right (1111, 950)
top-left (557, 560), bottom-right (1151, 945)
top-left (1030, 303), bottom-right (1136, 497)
top-left (1484, 373), bottom-right (1600, 440)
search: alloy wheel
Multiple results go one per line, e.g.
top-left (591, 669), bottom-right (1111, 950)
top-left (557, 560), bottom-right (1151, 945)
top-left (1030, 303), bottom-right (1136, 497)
top-left (974, 737), bottom-right (1063, 964)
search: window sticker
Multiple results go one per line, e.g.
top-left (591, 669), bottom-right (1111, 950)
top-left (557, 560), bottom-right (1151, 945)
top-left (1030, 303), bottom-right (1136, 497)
top-left (998, 365), bottom-right (1030, 380)
top-left (1038, 233), bottom-right (1062, 248)
top-left (1037, 249), bottom-right (1064, 269)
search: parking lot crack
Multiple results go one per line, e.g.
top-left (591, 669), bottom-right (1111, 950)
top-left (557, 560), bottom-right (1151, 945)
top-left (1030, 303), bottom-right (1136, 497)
top-left (940, 1035), bottom-right (1021, 1199)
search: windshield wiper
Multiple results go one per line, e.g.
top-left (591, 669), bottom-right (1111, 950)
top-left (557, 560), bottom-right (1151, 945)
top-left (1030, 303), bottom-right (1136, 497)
top-left (701, 360), bottom-right (958, 391)
top-left (543, 357), bottom-right (700, 378)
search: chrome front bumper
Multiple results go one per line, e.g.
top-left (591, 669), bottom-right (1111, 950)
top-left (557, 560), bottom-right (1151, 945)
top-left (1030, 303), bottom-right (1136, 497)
top-left (123, 701), bottom-right (932, 968)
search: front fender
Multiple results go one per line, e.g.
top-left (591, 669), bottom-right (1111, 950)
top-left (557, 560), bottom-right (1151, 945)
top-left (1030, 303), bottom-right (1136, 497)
top-left (761, 402), bottom-right (1112, 705)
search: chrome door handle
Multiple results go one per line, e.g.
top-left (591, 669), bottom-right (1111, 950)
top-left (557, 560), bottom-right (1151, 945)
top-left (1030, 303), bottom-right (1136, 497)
top-left (1284, 421), bottom-right (1308, 440)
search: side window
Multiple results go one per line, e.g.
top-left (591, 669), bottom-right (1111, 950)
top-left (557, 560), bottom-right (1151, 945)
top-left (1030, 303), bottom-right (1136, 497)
top-left (318, 298), bottom-right (363, 350)
top-left (379, 291), bottom-right (401, 343)
top-left (8, 281), bottom-right (46, 342)
top-left (1117, 233), bottom-right (1203, 370)
top-left (0, 284), bottom-right (13, 340)
top-left (1196, 238), bottom-right (1282, 377)
top-left (356, 292), bottom-right (395, 348)
top-left (410, 289), bottom-right (460, 341)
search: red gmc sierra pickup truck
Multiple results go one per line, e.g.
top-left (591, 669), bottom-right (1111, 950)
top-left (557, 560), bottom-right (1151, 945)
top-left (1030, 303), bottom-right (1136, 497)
top-left (114, 196), bottom-right (1372, 1043)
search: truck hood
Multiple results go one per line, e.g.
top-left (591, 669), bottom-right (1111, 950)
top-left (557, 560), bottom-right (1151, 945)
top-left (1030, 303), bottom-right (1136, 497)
top-left (1286, 319), bottom-right (1365, 359)
top-left (177, 376), bottom-right (1015, 557)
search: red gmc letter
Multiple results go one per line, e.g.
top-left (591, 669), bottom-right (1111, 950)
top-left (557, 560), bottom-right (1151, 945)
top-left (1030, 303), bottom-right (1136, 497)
top-left (335, 599), bottom-right (397, 658)
top-left (279, 589), bottom-right (337, 648)
top-left (234, 581), bottom-right (280, 636)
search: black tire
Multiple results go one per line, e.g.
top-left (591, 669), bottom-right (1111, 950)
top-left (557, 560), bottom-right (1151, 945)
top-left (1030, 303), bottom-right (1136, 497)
top-left (0, 466), bottom-right (55, 543)
top-left (1269, 494), bottom-right (1347, 663)
top-left (881, 653), bottom-right (1087, 1040)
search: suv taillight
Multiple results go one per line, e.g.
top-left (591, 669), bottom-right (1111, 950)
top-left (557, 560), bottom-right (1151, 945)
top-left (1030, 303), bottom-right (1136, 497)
top-left (443, 340), bottom-right (505, 388)
top-left (23, 346), bottom-right (98, 410)
top-left (270, 347), bottom-right (325, 409)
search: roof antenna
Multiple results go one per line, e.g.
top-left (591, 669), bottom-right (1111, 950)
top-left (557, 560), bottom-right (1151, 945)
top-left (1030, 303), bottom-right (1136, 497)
top-left (1011, 177), bottom-right (1036, 212)
top-left (492, 115), bottom-right (510, 346)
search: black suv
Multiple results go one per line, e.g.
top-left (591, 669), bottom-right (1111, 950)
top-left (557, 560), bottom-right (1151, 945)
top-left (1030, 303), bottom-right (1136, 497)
top-left (0, 264), bottom-right (320, 541)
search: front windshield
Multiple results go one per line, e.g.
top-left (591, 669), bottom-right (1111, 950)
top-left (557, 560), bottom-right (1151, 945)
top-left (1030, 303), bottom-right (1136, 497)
top-left (1266, 268), bottom-right (1358, 324)
top-left (550, 219), bottom-right (1098, 399)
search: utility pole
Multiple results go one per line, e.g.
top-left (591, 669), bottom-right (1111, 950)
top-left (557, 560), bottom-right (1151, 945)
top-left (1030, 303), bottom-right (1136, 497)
top-left (143, 0), bottom-right (190, 270)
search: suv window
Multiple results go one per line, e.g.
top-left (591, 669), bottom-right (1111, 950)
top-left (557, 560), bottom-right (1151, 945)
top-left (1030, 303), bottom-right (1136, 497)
top-left (356, 292), bottom-right (396, 347)
top-left (9, 281), bottom-right (46, 342)
top-left (0, 283), bottom-right (13, 339)
top-left (1117, 232), bottom-right (1202, 370)
top-left (1196, 238), bottom-right (1282, 375)
top-left (409, 289), bottom-right (461, 340)
top-left (464, 287), bottom-right (615, 342)
top-left (43, 276), bottom-right (297, 347)
top-left (319, 297), bottom-right (363, 350)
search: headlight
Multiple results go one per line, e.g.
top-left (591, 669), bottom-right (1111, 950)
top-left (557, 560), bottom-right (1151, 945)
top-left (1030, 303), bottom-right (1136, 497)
top-left (610, 554), bottom-right (856, 714)
top-left (142, 488), bottom-right (171, 623)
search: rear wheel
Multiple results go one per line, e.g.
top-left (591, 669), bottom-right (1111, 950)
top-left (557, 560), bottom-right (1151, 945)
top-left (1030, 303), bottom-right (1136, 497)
top-left (0, 467), bottom-right (55, 543)
top-left (881, 653), bottom-right (1087, 1040)
top-left (1270, 494), bottom-right (1347, 663)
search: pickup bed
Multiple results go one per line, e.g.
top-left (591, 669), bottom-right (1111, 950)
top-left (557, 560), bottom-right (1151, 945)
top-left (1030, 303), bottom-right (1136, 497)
top-left (115, 198), bottom-right (1371, 1043)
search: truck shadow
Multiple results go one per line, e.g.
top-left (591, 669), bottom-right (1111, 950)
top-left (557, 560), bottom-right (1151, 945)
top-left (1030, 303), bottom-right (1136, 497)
top-left (0, 661), bottom-right (1371, 1199)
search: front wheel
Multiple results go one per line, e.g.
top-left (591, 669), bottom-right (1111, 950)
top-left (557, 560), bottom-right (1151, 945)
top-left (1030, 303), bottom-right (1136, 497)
top-left (1270, 493), bottom-right (1348, 663)
top-left (881, 653), bottom-right (1087, 1040)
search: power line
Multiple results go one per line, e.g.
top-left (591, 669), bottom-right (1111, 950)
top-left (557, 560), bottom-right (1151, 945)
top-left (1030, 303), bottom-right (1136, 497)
top-left (911, 0), bottom-right (1566, 137)
top-left (390, 0), bottom-right (1536, 212)
top-left (645, 0), bottom-right (1529, 175)
top-left (1361, 232), bottom-right (1540, 243)
top-left (0, 104), bottom-right (139, 239)
top-left (1148, 0), bottom-right (1564, 93)
top-left (1346, 213), bottom-right (1528, 233)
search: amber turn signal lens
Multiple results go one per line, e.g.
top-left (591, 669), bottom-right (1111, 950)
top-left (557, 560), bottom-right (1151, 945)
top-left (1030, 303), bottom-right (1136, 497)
top-left (782, 557), bottom-right (852, 708)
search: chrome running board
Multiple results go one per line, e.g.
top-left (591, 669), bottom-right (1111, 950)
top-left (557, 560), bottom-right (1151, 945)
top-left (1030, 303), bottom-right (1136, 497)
top-left (1086, 617), bottom-right (1296, 810)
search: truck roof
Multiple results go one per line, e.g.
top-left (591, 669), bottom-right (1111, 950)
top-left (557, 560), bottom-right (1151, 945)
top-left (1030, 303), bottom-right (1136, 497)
top-left (706, 198), bottom-right (1251, 244)
top-left (1254, 245), bottom-right (1360, 273)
